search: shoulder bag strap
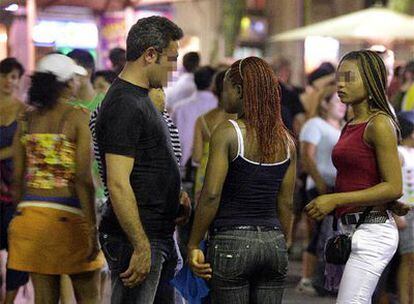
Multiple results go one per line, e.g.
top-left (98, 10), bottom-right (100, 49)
top-left (356, 206), bottom-right (374, 229)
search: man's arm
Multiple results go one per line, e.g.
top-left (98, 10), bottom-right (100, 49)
top-left (192, 117), bottom-right (204, 167)
top-left (301, 141), bottom-right (329, 194)
top-left (106, 153), bottom-right (151, 287)
top-left (74, 110), bottom-right (96, 229)
top-left (73, 109), bottom-right (99, 260)
top-left (293, 113), bottom-right (306, 137)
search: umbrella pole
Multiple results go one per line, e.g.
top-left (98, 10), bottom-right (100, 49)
top-left (26, 0), bottom-right (36, 72)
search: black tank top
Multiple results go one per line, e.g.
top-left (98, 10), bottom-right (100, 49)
top-left (212, 120), bottom-right (291, 229)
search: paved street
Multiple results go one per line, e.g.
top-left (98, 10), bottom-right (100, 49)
top-left (2, 243), bottom-right (338, 304)
top-left (283, 260), bottom-right (336, 304)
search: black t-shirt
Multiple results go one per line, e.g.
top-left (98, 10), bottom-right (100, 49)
top-left (280, 82), bottom-right (305, 132)
top-left (95, 78), bottom-right (181, 239)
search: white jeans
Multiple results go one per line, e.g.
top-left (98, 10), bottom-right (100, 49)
top-left (337, 212), bottom-right (398, 304)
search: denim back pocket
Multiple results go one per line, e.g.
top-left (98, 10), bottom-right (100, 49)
top-left (271, 234), bottom-right (289, 278)
top-left (208, 235), bottom-right (249, 279)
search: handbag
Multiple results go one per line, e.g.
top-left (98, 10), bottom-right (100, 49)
top-left (324, 207), bottom-right (372, 265)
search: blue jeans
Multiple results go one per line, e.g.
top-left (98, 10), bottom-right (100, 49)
top-left (207, 229), bottom-right (288, 304)
top-left (100, 233), bottom-right (177, 304)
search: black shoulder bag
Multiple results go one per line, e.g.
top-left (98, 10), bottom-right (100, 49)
top-left (324, 207), bottom-right (372, 265)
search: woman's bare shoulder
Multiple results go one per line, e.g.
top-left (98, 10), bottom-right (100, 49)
top-left (365, 112), bottom-right (398, 145)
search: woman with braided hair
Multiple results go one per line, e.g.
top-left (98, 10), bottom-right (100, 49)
top-left (306, 50), bottom-right (403, 303)
top-left (187, 57), bottom-right (296, 304)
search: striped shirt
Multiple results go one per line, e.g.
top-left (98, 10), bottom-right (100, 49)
top-left (89, 105), bottom-right (182, 199)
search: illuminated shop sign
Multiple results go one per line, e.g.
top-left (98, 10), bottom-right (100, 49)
top-left (33, 20), bottom-right (98, 49)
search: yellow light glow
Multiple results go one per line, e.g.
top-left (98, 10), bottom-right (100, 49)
top-left (241, 17), bottom-right (251, 30)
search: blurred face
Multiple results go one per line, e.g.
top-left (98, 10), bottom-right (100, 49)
top-left (0, 69), bottom-right (21, 96)
top-left (336, 60), bottom-right (368, 105)
top-left (93, 76), bottom-right (111, 94)
top-left (404, 70), bottom-right (414, 83)
top-left (147, 41), bottom-right (179, 88)
top-left (323, 94), bottom-right (347, 121)
top-left (278, 65), bottom-right (291, 84)
top-left (222, 70), bottom-right (242, 114)
top-left (64, 75), bottom-right (81, 99)
top-left (77, 74), bottom-right (91, 88)
top-left (72, 58), bottom-right (93, 80)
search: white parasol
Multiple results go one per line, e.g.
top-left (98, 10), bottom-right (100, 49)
top-left (270, 7), bottom-right (414, 42)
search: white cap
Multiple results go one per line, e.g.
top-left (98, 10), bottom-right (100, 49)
top-left (36, 54), bottom-right (87, 82)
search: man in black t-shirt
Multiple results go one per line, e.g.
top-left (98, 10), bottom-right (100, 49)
top-left (280, 82), bottom-right (305, 134)
top-left (95, 16), bottom-right (184, 304)
top-left (270, 57), bottom-right (306, 135)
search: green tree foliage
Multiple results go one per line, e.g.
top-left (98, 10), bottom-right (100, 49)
top-left (222, 0), bottom-right (246, 57)
top-left (388, 0), bottom-right (413, 13)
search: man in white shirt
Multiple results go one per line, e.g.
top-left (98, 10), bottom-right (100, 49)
top-left (171, 66), bottom-right (217, 171)
top-left (165, 52), bottom-right (200, 110)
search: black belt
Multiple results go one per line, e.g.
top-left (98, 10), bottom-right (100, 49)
top-left (341, 211), bottom-right (389, 225)
top-left (211, 225), bottom-right (280, 234)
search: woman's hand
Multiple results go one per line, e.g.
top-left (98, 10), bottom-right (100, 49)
top-left (188, 248), bottom-right (212, 280)
top-left (175, 191), bottom-right (192, 225)
top-left (393, 215), bottom-right (408, 230)
top-left (388, 201), bottom-right (410, 216)
top-left (305, 195), bottom-right (336, 221)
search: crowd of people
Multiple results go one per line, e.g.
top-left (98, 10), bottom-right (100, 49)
top-left (0, 15), bottom-right (413, 304)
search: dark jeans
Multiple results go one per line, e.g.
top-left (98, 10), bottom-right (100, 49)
top-left (0, 202), bottom-right (29, 291)
top-left (100, 233), bottom-right (177, 304)
top-left (207, 229), bottom-right (288, 304)
top-left (306, 188), bottom-right (321, 254)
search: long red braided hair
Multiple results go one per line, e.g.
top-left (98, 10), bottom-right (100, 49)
top-left (227, 57), bottom-right (293, 162)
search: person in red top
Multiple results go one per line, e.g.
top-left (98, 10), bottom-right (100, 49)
top-left (306, 50), bottom-right (403, 303)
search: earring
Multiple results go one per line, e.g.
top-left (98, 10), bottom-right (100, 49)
top-left (367, 95), bottom-right (374, 111)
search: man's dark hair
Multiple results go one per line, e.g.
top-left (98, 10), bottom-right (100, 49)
top-left (126, 16), bottom-right (183, 61)
top-left (0, 57), bottom-right (24, 77)
top-left (93, 70), bottom-right (117, 84)
top-left (270, 56), bottom-right (290, 74)
top-left (29, 72), bottom-right (67, 110)
top-left (109, 47), bottom-right (126, 66)
top-left (405, 61), bottom-right (414, 74)
top-left (67, 49), bottom-right (95, 73)
top-left (307, 62), bottom-right (335, 85)
top-left (398, 111), bottom-right (414, 140)
top-left (213, 70), bottom-right (226, 99)
top-left (194, 66), bottom-right (216, 91)
top-left (183, 52), bottom-right (200, 73)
